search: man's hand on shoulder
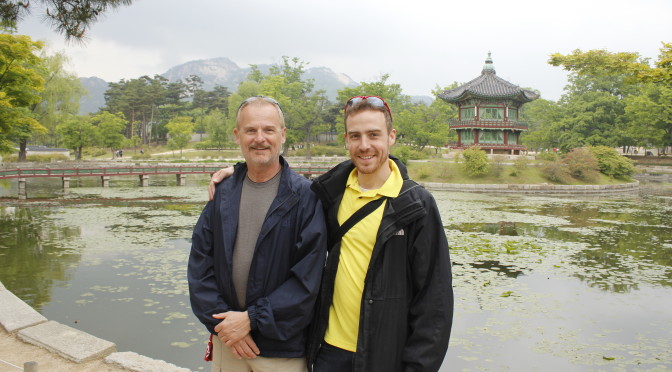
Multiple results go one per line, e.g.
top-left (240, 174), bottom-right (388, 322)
top-left (208, 167), bottom-right (234, 200)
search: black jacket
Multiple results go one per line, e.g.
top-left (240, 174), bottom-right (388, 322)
top-left (188, 157), bottom-right (328, 357)
top-left (307, 157), bottom-right (453, 372)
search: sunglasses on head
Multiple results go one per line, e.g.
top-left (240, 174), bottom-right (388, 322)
top-left (344, 96), bottom-right (392, 118)
top-left (238, 95), bottom-right (283, 112)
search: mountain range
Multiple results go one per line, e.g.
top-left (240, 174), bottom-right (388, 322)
top-left (79, 57), bottom-right (433, 114)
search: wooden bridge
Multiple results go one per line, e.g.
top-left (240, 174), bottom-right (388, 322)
top-left (0, 164), bottom-right (332, 199)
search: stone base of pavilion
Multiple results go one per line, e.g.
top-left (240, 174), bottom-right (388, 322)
top-left (450, 145), bottom-right (527, 155)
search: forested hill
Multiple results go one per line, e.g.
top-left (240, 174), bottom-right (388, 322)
top-left (79, 57), bottom-right (360, 114)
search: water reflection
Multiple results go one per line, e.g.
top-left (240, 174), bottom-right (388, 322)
top-left (0, 207), bottom-right (82, 311)
top-left (0, 181), bottom-right (670, 371)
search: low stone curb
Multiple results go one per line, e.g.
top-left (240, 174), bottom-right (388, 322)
top-left (18, 320), bottom-right (117, 363)
top-left (0, 280), bottom-right (194, 371)
top-left (105, 351), bottom-right (191, 372)
top-left (420, 180), bottom-right (640, 194)
top-left (0, 285), bottom-right (47, 333)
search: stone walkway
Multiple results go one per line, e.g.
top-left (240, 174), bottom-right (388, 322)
top-left (0, 281), bottom-right (190, 372)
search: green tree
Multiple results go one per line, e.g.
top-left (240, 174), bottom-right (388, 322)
top-left (395, 86), bottom-right (457, 151)
top-left (165, 116), bottom-right (194, 156)
top-left (56, 115), bottom-right (97, 159)
top-left (243, 56), bottom-right (330, 157)
top-left (624, 83), bottom-right (672, 152)
top-left (92, 111), bottom-right (126, 158)
top-left (549, 43), bottom-right (672, 152)
top-left (521, 97), bottom-right (564, 151)
top-left (549, 42), bottom-right (672, 85)
top-left (538, 73), bottom-right (634, 152)
top-left (0, 33), bottom-right (45, 156)
top-left (1, 0), bottom-right (133, 40)
top-left (104, 74), bottom-right (180, 144)
top-left (31, 51), bottom-right (85, 147)
top-left (202, 108), bottom-right (230, 149)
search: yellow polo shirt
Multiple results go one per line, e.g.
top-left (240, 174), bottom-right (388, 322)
top-left (324, 159), bottom-right (403, 352)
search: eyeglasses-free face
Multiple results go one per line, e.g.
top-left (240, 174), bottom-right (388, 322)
top-left (343, 96), bottom-right (392, 118)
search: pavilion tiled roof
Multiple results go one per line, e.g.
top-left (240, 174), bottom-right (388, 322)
top-left (438, 53), bottom-right (539, 103)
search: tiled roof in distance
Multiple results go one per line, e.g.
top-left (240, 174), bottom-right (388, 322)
top-left (438, 53), bottom-right (539, 103)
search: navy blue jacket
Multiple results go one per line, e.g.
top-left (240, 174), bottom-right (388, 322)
top-left (307, 157), bottom-right (453, 372)
top-left (188, 157), bottom-right (328, 357)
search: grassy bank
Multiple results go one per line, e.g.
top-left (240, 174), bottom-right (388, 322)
top-left (406, 160), bottom-right (633, 185)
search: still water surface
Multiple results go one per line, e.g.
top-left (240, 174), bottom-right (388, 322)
top-left (1, 176), bottom-right (671, 371)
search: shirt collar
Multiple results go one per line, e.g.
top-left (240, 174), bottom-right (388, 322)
top-left (345, 159), bottom-right (403, 198)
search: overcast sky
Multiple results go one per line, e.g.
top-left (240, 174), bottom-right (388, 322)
top-left (17, 0), bottom-right (671, 102)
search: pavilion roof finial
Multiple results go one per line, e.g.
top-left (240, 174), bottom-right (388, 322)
top-left (482, 51), bottom-right (496, 75)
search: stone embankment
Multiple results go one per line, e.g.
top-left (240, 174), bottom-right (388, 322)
top-left (420, 180), bottom-right (640, 194)
top-left (0, 280), bottom-right (190, 372)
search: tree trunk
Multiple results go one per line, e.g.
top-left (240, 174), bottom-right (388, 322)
top-left (76, 146), bottom-right (82, 160)
top-left (18, 140), bottom-right (27, 162)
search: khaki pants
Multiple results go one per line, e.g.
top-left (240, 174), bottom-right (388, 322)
top-left (211, 336), bottom-right (307, 372)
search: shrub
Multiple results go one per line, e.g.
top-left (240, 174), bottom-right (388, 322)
top-left (562, 147), bottom-right (601, 182)
top-left (541, 161), bottom-right (573, 183)
top-left (391, 146), bottom-right (430, 165)
top-left (510, 157), bottom-right (529, 177)
top-left (2, 154), bottom-right (70, 162)
top-left (294, 145), bottom-right (347, 157)
top-left (394, 146), bottom-right (411, 165)
top-left (82, 147), bottom-right (108, 158)
top-left (461, 146), bottom-right (490, 177)
top-left (489, 155), bottom-right (506, 177)
top-left (588, 146), bottom-right (636, 178)
top-left (537, 151), bottom-right (559, 162)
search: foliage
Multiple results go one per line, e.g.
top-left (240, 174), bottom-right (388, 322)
top-left (549, 42), bottom-right (672, 85)
top-left (230, 57), bottom-right (330, 159)
top-left (0, 33), bottom-right (44, 154)
top-left (549, 43), bottom-right (672, 152)
top-left (541, 160), bottom-right (573, 184)
top-left (489, 155), bottom-right (507, 177)
top-left (56, 115), bottom-right (97, 159)
top-left (2, 153), bottom-right (69, 162)
top-left (92, 111), bottom-right (126, 158)
top-left (562, 147), bottom-right (601, 182)
top-left (537, 151), bottom-right (559, 162)
top-left (395, 85), bottom-right (457, 150)
top-left (201, 108), bottom-right (231, 149)
top-left (293, 145), bottom-right (347, 157)
top-left (391, 145), bottom-right (430, 165)
top-left (624, 83), bottom-right (672, 150)
top-left (521, 98), bottom-right (563, 150)
top-left (335, 74), bottom-right (413, 144)
top-left (509, 156), bottom-right (530, 177)
top-left (588, 146), bottom-right (636, 178)
top-left (31, 51), bottom-right (85, 148)
top-left (165, 116), bottom-right (194, 156)
top-left (1, 0), bottom-right (134, 40)
top-left (460, 146), bottom-right (490, 177)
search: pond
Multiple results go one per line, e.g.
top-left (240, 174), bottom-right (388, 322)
top-left (1, 176), bottom-right (671, 371)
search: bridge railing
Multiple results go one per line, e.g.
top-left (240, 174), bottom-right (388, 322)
top-left (0, 165), bottom-right (332, 180)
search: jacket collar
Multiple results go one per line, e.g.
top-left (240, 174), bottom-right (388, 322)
top-left (312, 155), bottom-right (410, 206)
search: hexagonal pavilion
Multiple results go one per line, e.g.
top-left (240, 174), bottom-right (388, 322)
top-left (438, 53), bottom-right (539, 155)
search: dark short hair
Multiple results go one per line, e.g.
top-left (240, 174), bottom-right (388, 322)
top-left (343, 99), bottom-right (393, 133)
